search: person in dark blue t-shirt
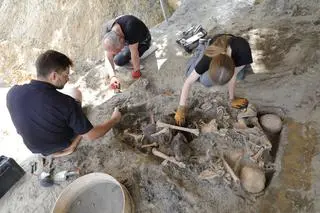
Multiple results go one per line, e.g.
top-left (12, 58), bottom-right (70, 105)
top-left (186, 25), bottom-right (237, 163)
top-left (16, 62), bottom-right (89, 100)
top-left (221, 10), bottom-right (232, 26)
top-left (6, 50), bottom-right (122, 157)
top-left (102, 15), bottom-right (151, 88)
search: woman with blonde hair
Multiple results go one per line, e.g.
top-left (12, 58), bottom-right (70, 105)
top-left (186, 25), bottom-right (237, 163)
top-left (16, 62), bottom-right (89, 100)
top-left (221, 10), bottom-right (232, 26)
top-left (175, 34), bottom-right (253, 126)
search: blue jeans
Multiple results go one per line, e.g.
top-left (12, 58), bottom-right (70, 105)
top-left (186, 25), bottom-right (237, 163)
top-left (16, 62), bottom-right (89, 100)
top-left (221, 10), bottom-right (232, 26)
top-left (114, 33), bottom-right (151, 66)
top-left (186, 65), bottom-right (214, 87)
top-left (186, 64), bottom-right (253, 87)
top-left (236, 64), bottom-right (253, 80)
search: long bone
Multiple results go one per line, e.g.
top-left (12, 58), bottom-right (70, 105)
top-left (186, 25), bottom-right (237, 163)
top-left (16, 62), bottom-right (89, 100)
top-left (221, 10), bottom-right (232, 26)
top-left (250, 147), bottom-right (265, 162)
top-left (150, 127), bottom-right (169, 137)
top-left (141, 142), bottom-right (158, 148)
top-left (123, 129), bottom-right (143, 142)
top-left (248, 117), bottom-right (272, 150)
top-left (156, 121), bottom-right (200, 136)
top-left (220, 153), bottom-right (240, 184)
top-left (152, 148), bottom-right (186, 168)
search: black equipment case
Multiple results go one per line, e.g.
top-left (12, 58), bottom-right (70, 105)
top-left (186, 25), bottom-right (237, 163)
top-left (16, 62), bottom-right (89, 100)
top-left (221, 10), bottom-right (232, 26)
top-left (0, 155), bottom-right (25, 198)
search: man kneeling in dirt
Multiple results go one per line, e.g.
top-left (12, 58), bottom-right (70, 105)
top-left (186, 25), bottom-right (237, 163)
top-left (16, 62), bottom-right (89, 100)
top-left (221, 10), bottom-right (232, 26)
top-left (6, 50), bottom-right (121, 157)
top-left (102, 15), bottom-right (151, 89)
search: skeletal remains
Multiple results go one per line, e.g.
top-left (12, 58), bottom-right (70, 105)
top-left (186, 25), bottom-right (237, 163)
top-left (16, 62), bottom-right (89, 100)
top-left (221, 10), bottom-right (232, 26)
top-left (197, 103), bottom-right (281, 195)
top-left (240, 166), bottom-right (266, 193)
top-left (141, 142), bottom-right (158, 148)
top-left (220, 153), bottom-right (240, 184)
top-left (234, 104), bottom-right (273, 160)
top-left (118, 102), bottom-right (281, 197)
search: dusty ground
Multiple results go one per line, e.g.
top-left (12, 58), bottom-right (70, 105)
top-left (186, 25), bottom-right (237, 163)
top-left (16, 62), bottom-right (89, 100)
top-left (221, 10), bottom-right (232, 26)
top-left (1, 0), bottom-right (320, 212)
top-left (0, 0), bottom-right (171, 86)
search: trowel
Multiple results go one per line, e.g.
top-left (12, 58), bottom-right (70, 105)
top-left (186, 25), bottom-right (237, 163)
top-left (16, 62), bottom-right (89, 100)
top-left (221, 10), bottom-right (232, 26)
top-left (39, 172), bottom-right (54, 187)
top-left (53, 169), bottom-right (80, 182)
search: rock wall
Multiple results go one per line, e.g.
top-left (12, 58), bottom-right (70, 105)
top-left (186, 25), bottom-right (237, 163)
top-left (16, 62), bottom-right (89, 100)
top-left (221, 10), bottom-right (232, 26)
top-left (0, 0), bottom-right (172, 84)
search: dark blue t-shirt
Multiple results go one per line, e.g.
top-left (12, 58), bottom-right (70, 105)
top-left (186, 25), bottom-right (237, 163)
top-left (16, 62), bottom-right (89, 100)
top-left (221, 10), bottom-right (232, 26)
top-left (6, 80), bottom-right (93, 156)
top-left (195, 34), bottom-right (253, 74)
top-left (115, 15), bottom-right (150, 45)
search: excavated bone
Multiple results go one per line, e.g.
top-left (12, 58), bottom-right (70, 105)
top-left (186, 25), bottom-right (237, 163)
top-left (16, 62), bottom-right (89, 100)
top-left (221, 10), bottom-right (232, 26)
top-left (237, 103), bottom-right (258, 120)
top-left (225, 149), bottom-right (244, 174)
top-left (150, 128), bottom-right (169, 137)
top-left (233, 105), bottom-right (273, 151)
top-left (240, 166), bottom-right (266, 193)
top-left (200, 102), bottom-right (213, 111)
top-left (199, 162), bottom-right (225, 180)
top-left (156, 121), bottom-right (200, 136)
top-left (141, 142), bottom-right (158, 148)
top-left (233, 118), bottom-right (248, 129)
top-left (234, 104), bottom-right (257, 129)
top-left (250, 147), bottom-right (265, 162)
top-left (198, 169), bottom-right (220, 180)
top-left (247, 117), bottom-right (272, 150)
top-left (152, 148), bottom-right (186, 168)
top-left (220, 153), bottom-right (240, 184)
top-left (200, 119), bottom-right (218, 133)
top-left (216, 106), bottom-right (226, 120)
top-left (150, 126), bottom-right (173, 146)
top-left (123, 129), bottom-right (143, 142)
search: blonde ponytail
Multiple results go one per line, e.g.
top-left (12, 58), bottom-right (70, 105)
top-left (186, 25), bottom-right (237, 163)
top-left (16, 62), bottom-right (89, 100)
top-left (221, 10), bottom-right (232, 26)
top-left (209, 54), bottom-right (235, 85)
top-left (205, 34), bottom-right (232, 57)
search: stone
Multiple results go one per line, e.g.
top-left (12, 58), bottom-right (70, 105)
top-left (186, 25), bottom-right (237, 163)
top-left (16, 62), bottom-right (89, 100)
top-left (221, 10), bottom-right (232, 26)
top-left (171, 132), bottom-right (191, 161)
top-left (259, 114), bottom-right (282, 133)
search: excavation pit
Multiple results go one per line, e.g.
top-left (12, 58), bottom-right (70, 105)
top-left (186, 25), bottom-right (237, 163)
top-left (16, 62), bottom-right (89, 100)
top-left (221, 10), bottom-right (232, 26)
top-left (113, 95), bottom-right (285, 200)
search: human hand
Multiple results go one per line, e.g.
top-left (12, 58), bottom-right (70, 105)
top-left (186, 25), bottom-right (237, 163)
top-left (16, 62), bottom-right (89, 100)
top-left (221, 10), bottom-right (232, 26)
top-left (174, 105), bottom-right (186, 126)
top-left (111, 107), bottom-right (121, 123)
top-left (109, 76), bottom-right (121, 90)
top-left (131, 69), bottom-right (141, 79)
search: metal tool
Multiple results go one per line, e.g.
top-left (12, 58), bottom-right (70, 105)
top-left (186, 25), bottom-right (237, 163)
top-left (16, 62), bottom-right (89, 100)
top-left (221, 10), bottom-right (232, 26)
top-left (53, 169), bottom-right (80, 182)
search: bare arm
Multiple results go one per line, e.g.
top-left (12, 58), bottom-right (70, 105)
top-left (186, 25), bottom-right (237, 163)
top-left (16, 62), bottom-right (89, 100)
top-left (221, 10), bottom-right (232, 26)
top-left (82, 108), bottom-right (121, 141)
top-left (104, 50), bottom-right (116, 78)
top-left (128, 43), bottom-right (140, 71)
top-left (228, 65), bottom-right (245, 100)
top-left (179, 70), bottom-right (200, 106)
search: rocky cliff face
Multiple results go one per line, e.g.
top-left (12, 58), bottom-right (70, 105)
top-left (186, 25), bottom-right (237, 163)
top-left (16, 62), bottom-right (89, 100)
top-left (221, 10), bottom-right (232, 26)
top-left (0, 0), bottom-right (172, 84)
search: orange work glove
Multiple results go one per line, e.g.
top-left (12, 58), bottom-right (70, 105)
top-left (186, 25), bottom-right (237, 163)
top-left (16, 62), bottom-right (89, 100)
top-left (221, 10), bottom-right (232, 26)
top-left (174, 105), bottom-right (186, 126)
top-left (231, 98), bottom-right (249, 109)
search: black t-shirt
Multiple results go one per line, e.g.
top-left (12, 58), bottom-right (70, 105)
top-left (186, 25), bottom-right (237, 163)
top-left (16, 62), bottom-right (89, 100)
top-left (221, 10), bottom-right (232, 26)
top-left (6, 80), bottom-right (93, 156)
top-left (115, 15), bottom-right (150, 45)
top-left (195, 34), bottom-right (253, 74)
